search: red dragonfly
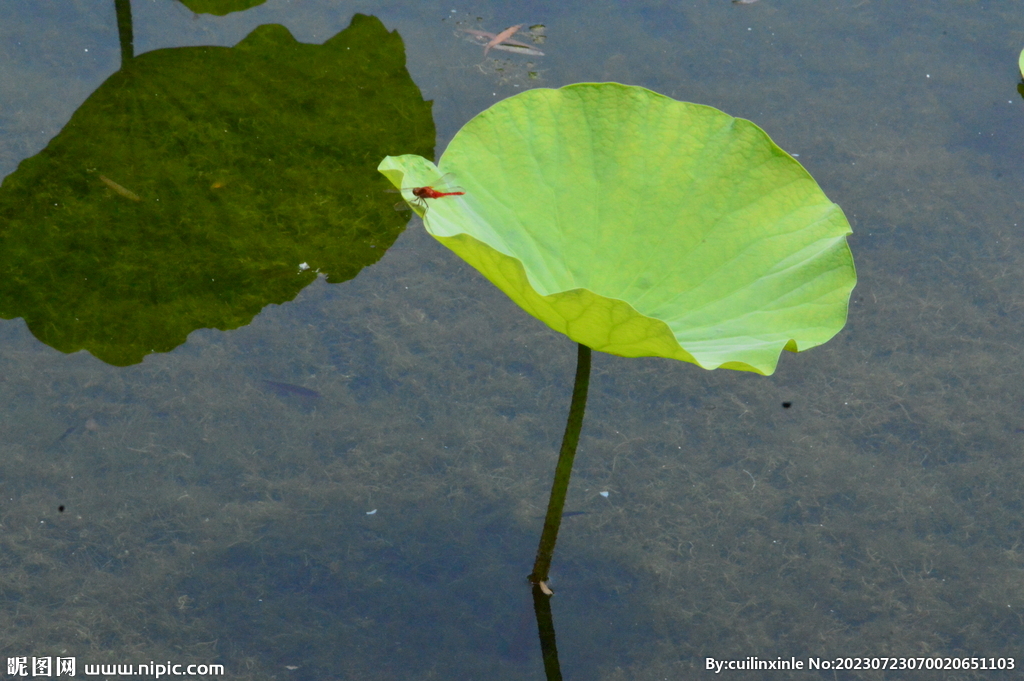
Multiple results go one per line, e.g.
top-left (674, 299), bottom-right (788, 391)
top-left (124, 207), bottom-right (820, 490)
top-left (387, 173), bottom-right (465, 212)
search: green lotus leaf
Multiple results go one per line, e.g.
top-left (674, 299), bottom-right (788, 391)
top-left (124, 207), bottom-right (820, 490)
top-left (380, 83), bottom-right (855, 375)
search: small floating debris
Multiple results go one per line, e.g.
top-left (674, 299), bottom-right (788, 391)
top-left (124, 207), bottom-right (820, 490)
top-left (485, 24), bottom-right (523, 56)
top-left (99, 174), bottom-right (142, 201)
top-left (458, 26), bottom-right (545, 56)
top-left (599, 491), bottom-right (609, 498)
top-left (260, 380), bottom-right (321, 399)
top-left (366, 509), bottom-right (377, 515)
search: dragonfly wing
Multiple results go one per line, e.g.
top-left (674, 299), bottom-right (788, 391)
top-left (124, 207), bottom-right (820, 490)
top-left (432, 173), bottom-right (465, 193)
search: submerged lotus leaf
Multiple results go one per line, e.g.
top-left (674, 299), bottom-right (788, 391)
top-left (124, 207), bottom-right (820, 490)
top-left (177, 0), bottom-right (266, 16)
top-left (380, 83), bottom-right (855, 375)
top-left (1, 16), bottom-right (433, 366)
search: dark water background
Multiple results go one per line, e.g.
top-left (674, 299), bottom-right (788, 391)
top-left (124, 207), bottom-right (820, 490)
top-left (2, 1), bottom-right (1024, 679)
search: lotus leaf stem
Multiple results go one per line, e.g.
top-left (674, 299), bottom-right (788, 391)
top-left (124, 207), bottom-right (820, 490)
top-left (529, 343), bottom-right (591, 587)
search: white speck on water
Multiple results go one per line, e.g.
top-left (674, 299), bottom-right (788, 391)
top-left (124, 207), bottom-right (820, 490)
top-left (366, 509), bottom-right (377, 515)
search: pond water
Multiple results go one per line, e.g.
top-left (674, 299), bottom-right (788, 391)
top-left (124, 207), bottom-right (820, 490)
top-left (2, 1), bottom-right (1023, 679)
